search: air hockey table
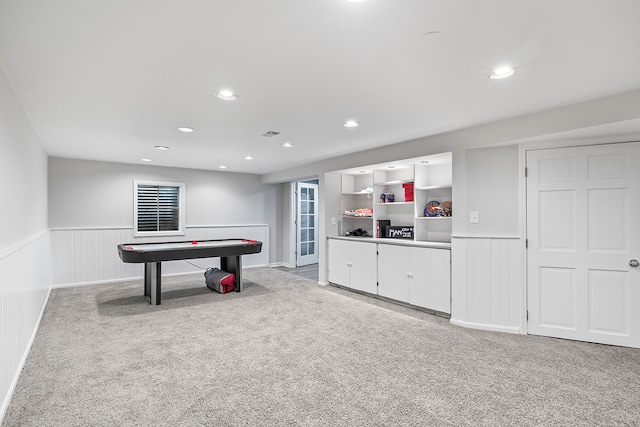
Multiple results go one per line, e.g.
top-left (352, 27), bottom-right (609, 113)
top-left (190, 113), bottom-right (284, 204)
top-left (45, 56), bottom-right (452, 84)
top-left (117, 239), bottom-right (262, 305)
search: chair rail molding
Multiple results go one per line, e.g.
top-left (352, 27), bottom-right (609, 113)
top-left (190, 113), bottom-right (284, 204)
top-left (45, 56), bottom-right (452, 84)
top-left (50, 225), bottom-right (270, 287)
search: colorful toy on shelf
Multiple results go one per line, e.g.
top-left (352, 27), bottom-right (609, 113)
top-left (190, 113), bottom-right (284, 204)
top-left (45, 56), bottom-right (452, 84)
top-left (424, 200), bottom-right (452, 217)
top-left (343, 208), bottom-right (373, 217)
top-left (440, 201), bottom-right (452, 217)
top-left (424, 200), bottom-right (440, 217)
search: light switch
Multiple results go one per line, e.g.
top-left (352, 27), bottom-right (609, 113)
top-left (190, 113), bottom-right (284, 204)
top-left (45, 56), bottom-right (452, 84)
top-left (470, 211), bottom-right (480, 224)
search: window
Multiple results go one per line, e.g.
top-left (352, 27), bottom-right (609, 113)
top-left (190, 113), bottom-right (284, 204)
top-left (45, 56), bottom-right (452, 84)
top-left (134, 180), bottom-right (185, 237)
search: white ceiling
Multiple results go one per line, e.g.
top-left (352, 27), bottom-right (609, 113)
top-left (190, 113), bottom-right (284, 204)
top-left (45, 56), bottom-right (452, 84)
top-left (1, 0), bottom-right (640, 175)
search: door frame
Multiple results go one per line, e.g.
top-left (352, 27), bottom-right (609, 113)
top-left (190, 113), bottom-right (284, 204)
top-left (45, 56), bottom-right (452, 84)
top-left (520, 138), bottom-right (640, 338)
top-left (288, 178), bottom-right (320, 268)
top-left (296, 180), bottom-right (319, 266)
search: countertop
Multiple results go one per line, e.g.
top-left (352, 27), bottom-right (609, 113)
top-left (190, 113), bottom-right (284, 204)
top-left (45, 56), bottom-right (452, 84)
top-left (328, 235), bottom-right (451, 250)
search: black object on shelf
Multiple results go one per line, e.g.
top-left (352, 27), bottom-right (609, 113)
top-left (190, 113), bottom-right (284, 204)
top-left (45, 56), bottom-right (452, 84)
top-left (386, 226), bottom-right (414, 239)
top-left (376, 220), bottom-right (391, 238)
top-left (346, 228), bottom-right (370, 237)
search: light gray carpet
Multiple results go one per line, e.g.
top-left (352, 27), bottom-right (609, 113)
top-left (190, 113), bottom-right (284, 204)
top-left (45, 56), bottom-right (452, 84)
top-left (3, 268), bottom-right (639, 426)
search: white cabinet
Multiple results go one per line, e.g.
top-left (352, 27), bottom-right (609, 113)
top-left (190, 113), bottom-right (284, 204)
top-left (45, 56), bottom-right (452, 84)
top-left (327, 239), bottom-right (377, 294)
top-left (377, 244), bottom-right (411, 302)
top-left (409, 247), bottom-right (450, 313)
top-left (377, 244), bottom-right (451, 314)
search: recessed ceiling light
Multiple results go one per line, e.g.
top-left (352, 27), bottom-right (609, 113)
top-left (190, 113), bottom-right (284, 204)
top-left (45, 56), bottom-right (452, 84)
top-left (216, 89), bottom-right (238, 101)
top-left (282, 142), bottom-right (294, 148)
top-left (489, 66), bottom-right (516, 80)
top-left (344, 120), bottom-right (359, 128)
top-left (244, 155), bottom-right (253, 160)
top-left (219, 165), bottom-right (227, 169)
top-left (177, 127), bottom-right (194, 133)
top-left (154, 145), bottom-right (169, 150)
top-left (141, 158), bottom-right (152, 162)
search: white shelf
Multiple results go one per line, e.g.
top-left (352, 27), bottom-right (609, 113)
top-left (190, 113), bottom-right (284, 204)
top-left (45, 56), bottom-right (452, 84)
top-left (415, 216), bottom-right (452, 220)
top-left (415, 185), bottom-right (452, 191)
top-left (374, 179), bottom-right (414, 186)
top-left (339, 156), bottom-right (452, 243)
top-left (375, 202), bottom-right (414, 206)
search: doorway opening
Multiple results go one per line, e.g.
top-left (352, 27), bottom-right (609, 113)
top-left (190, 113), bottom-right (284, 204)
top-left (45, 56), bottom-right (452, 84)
top-left (276, 179), bottom-right (320, 282)
top-left (295, 180), bottom-right (319, 268)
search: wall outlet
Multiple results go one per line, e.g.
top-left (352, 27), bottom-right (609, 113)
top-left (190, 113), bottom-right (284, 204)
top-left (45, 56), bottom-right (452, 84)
top-left (470, 211), bottom-right (480, 224)
top-left (331, 217), bottom-right (336, 225)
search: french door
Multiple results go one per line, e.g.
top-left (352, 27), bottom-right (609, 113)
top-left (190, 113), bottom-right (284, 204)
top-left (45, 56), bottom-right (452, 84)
top-left (296, 182), bottom-right (319, 267)
top-left (526, 142), bottom-right (640, 348)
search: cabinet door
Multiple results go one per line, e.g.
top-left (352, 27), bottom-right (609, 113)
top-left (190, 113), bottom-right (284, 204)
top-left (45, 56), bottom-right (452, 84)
top-left (349, 241), bottom-right (378, 294)
top-left (328, 239), bottom-right (351, 287)
top-left (377, 244), bottom-right (411, 303)
top-left (410, 248), bottom-right (451, 314)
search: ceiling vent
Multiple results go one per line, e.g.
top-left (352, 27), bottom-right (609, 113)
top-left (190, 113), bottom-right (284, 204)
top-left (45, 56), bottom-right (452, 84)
top-left (262, 130), bottom-right (280, 137)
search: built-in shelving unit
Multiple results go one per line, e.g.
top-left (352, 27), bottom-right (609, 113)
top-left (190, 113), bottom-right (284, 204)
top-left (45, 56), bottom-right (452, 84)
top-left (331, 152), bottom-right (453, 315)
top-left (413, 161), bottom-right (452, 242)
top-left (340, 173), bottom-right (374, 236)
top-left (338, 153), bottom-right (453, 243)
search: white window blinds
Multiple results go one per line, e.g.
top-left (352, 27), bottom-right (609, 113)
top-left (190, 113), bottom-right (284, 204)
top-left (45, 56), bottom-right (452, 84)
top-left (134, 180), bottom-right (185, 236)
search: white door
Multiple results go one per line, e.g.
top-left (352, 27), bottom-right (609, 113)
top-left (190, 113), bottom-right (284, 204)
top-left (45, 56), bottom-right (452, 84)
top-left (410, 247), bottom-right (451, 314)
top-left (327, 239), bottom-right (350, 287)
top-left (527, 142), bottom-right (640, 348)
top-left (348, 241), bottom-right (378, 294)
top-left (377, 244), bottom-right (411, 302)
top-left (296, 182), bottom-right (319, 266)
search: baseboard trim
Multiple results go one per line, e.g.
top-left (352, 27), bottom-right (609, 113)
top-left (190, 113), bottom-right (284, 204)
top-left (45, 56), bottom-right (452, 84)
top-left (1, 286), bottom-right (51, 424)
top-left (269, 262), bottom-right (293, 268)
top-left (52, 264), bottom-right (270, 289)
top-left (450, 318), bottom-right (523, 335)
top-left (53, 276), bottom-right (139, 289)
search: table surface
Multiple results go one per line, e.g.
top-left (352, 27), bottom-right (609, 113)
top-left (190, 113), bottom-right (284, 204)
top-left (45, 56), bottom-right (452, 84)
top-left (121, 239), bottom-right (257, 252)
top-left (118, 239), bottom-right (262, 264)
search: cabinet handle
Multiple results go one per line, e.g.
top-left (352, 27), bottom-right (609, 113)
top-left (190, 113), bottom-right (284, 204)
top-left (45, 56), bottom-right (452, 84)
top-left (347, 262), bottom-right (353, 267)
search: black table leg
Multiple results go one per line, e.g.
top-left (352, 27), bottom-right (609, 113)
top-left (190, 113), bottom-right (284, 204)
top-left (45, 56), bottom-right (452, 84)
top-left (145, 262), bottom-right (162, 305)
top-left (220, 255), bottom-right (243, 292)
top-left (144, 266), bottom-right (150, 297)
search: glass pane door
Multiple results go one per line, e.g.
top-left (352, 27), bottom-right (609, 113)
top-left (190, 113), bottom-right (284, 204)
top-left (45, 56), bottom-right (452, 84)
top-left (297, 182), bottom-right (319, 266)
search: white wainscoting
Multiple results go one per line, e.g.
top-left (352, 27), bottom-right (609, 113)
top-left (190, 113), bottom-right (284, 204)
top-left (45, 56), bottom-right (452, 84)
top-left (50, 225), bottom-right (270, 287)
top-left (0, 231), bottom-right (51, 421)
top-left (450, 236), bottom-right (524, 334)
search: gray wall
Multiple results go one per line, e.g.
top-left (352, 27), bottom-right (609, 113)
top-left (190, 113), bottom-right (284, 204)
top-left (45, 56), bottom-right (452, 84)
top-left (0, 70), bottom-right (48, 253)
top-left (48, 157), bottom-right (283, 263)
top-left (0, 65), bottom-right (49, 422)
top-left (279, 182), bottom-right (293, 266)
top-left (265, 90), bottom-right (640, 284)
top-left (463, 145), bottom-right (520, 236)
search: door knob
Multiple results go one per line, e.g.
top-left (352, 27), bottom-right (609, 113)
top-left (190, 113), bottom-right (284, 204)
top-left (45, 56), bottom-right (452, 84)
top-left (630, 259), bottom-right (640, 268)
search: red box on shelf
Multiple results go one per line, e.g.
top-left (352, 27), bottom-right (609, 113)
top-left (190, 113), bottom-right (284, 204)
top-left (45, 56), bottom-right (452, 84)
top-left (402, 182), bottom-right (414, 202)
